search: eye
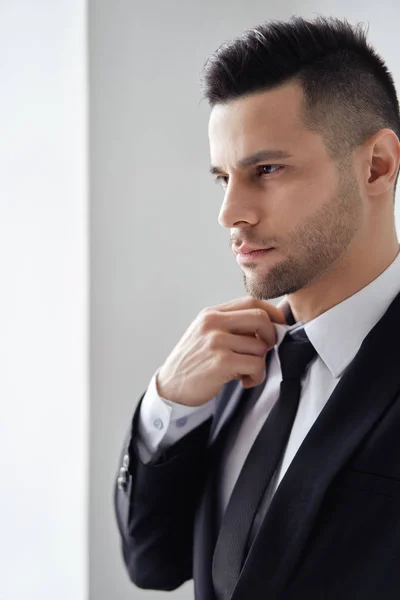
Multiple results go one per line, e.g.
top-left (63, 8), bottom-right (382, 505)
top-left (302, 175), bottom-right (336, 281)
top-left (214, 175), bottom-right (229, 188)
top-left (256, 164), bottom-right (282, 176)
top-left (214, 165), bottom-right (282, 188)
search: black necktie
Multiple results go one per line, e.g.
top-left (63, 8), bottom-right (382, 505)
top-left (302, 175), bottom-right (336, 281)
top-left (212, 328), bottom-right (317, 600)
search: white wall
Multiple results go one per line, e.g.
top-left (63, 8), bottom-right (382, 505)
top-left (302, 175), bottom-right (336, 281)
top-left (89, 1), bottom-right (400, 599)
top-left (0, 2), bottom-right (88, 599)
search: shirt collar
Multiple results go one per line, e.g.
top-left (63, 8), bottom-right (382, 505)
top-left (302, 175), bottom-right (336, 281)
top-left (273, 246), bottom-right (400, 379)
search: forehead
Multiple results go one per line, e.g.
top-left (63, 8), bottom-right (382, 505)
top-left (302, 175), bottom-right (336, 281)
top-left (208, 82), bottom-right (323, 166)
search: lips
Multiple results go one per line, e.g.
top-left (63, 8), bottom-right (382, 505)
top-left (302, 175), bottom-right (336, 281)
top-left (233, 244), bottom-right (272, 254)
top-left (236, 248), bottom-right (274, 263)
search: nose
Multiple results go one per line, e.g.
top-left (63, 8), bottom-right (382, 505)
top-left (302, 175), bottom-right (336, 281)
top-left (218, 182), bottom-right (260, 229)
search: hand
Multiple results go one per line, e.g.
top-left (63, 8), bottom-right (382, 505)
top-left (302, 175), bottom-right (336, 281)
top-left (156, 296), bottom-right (287, 407)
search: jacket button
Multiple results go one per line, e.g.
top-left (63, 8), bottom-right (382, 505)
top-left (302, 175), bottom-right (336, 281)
top-left (119, 466), bottom-right (128, 479)
top-left (117, 476), bottom-right (128, 491)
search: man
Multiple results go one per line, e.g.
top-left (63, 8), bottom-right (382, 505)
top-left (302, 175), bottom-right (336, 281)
top-left (114, 15), bottom-right (400, 599)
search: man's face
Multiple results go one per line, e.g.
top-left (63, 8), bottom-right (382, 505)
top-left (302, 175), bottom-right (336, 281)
top-left (208, 81), bottom-right (363, 301)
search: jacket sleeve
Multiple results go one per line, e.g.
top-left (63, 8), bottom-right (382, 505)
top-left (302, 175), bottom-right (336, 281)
top-left (114, 390), bottom-right (213, 591)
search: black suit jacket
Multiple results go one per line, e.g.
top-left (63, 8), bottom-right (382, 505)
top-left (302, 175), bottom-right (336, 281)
top-left (114, 290), bottom-right (400, 599)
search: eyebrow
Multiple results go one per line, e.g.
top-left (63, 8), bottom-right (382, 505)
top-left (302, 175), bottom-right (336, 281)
top-left (209, 149), bottom-right (293, 175)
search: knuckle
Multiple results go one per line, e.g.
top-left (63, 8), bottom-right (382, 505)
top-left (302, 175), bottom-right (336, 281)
top-left (208, 331), bottom-right (223, 350)
top-left (254, 307), bottom-right (267, 320)
top-left (200, 306), bottom-right (212, 315)
top-left (200, 310), bottom-right (217, 331)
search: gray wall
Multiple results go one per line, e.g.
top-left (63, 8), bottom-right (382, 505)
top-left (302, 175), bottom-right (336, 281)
top-left (89, 2), bottom-right (400, 599)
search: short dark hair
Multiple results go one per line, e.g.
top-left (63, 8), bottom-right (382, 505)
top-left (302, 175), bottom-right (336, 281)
top-left (200, 15), bottom-right (400, 200)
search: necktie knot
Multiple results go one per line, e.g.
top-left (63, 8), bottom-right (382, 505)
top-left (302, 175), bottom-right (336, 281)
top-left (278, 328), bottom-right (317, 381)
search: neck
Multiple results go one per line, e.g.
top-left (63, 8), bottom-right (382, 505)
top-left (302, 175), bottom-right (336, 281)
top-left (286, 236), bottom-right (400, 324)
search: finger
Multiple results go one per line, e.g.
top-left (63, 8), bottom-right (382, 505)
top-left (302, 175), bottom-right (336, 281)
top-left (221, 309), bottom-right (277, 347)
top-left (217, 296), bottom-right (287, 324)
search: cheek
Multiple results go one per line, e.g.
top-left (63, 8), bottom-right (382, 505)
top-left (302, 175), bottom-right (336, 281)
top-left (284, 169), bottom-right (336, 217)
top-left (264, 188), bottom-right (324, 245)
top-left (260, 165), bottom-right (337, 233)
top-left (267, 182), bottom-right (314, 224)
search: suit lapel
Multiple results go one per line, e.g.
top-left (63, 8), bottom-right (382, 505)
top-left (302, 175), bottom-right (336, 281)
top-left (230, 290), bottom-right (400, 599)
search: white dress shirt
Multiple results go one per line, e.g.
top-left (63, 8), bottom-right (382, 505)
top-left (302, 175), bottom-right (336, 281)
top-left (136, 246), bottom-right (400, 524)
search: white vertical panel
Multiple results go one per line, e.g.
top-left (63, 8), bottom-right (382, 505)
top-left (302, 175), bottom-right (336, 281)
top-left (0, 2), bottom-right (88, 599)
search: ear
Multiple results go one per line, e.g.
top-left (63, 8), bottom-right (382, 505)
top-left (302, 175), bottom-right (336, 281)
top-left (362, 128), bottom-right (400, 198)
